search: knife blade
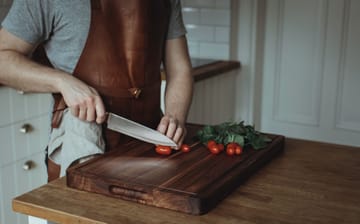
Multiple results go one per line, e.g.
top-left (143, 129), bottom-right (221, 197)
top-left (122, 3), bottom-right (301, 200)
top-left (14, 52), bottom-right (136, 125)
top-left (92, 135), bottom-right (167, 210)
top-left (106, 112), bottom-right (177, 147)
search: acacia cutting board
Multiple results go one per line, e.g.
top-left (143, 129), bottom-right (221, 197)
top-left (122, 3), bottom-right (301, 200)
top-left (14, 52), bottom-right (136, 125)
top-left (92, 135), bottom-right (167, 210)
top-left (66, 124), bottom-right (284, 215)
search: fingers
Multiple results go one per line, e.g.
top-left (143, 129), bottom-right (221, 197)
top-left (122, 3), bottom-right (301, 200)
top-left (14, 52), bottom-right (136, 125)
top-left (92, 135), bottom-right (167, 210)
top-left (95, 97), bottom-right (106, 124)
top-left (157, 116), bottom-right (169, 134)
top-left (86, 103), bottom-right (96, 122)
top-left (78, 104), bottom-right (87, 121)
top-left (66, 87), bottom-right (106, 124)
top-left (70, 106), bottom-right (79, 118)
top-left (60, 76), bottom-right (106, 123)
top-left (157, 115), bottom-right (187, 149)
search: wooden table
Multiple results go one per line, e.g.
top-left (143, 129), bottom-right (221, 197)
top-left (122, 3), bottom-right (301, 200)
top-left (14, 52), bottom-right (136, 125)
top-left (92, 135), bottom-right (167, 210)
top-left (13, 139), bottom-right (360, 224)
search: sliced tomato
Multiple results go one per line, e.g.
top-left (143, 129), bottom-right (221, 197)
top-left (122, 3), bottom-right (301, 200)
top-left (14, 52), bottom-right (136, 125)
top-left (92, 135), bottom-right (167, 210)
top-left (155, 145), bottom-right (172, 155)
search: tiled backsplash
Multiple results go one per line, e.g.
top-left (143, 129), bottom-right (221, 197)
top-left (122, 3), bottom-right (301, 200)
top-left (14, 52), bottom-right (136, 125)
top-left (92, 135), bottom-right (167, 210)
top-left (1, 0), bottom-right (231, 60)
top-left (181, 0), bottom-right (231, 60)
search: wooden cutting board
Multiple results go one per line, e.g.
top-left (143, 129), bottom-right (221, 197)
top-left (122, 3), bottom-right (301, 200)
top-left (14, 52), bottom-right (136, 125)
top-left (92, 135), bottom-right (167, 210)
top-left (66, 124), bottom-right (284, 215)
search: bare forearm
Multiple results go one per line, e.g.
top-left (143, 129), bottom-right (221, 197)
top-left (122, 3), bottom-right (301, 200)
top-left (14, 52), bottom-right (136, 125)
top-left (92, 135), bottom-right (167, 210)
top-left (0, 28), bottom-right (105, 123)
top-left (157, 36), bottom-right (193, 146)
top-left (0, 50), bottom-right (107, 123)
top-left (0, 50), bottom-right (65, 93)
top-left (164, 74), bottom-right (193, 124)
top-left (163, 36), bottom-right (193, 124)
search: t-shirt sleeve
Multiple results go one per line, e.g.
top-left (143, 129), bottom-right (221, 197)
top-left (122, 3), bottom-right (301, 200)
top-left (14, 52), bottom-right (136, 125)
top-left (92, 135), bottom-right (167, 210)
top-left (1, 0), bottom-right (52, 45)
top-left (167, 0), bottom-right (187, 39)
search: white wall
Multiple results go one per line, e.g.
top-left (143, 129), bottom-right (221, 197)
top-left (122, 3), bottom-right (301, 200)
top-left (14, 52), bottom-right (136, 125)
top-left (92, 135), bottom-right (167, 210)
top-left (181, 0), bottom-right (232, 60)
top-left (1, 0), bottom-right (232, 61)
top-left (230, 0), bottom-right (265, 126)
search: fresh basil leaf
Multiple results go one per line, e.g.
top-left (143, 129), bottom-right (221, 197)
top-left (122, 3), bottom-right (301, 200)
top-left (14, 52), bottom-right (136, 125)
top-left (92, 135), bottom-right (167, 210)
top-left (197, 121), bottom-right (271, 150)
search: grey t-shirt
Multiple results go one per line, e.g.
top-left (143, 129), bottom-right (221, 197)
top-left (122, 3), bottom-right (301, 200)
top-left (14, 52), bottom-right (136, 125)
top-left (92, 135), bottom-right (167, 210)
top-left (1, 0), bottom-right (186, 74)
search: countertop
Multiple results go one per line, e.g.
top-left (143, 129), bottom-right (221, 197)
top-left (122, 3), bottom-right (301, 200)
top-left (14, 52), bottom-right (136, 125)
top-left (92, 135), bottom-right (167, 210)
top-left (163, 58), bottom-right (240, 82)
top-left (13, 138), bottom-right (360, 224)
top-left (190, 58), bottom-right (240, 82)
top-left (0, 59), bottom-right (241, 87)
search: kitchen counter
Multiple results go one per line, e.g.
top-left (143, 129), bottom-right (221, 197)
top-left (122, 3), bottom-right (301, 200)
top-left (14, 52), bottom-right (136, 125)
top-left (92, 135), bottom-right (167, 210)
top-left (0, 59), bottom-right (240, 87)
top-left (13, 139), bottom-right (360, 224)
top-left (162, 58), bottom-right (240, 82)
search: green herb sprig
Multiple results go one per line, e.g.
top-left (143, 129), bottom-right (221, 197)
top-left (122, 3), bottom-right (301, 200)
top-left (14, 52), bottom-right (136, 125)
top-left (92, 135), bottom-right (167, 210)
top-left (196, 121), bottom-right (271, 150)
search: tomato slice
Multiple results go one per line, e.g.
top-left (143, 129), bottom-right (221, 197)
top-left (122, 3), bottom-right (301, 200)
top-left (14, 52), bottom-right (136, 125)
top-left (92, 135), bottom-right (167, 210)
top-left (155, 145), bottom-right (172, 155)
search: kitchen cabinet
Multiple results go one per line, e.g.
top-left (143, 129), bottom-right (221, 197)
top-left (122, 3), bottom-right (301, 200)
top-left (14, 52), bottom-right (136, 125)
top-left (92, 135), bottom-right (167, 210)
top-left (232, 0), bottom-right (360, 147)
top-left (0, 87), bottom-right (51, 224)
top-left (259, 0), bottom-right (360, 146)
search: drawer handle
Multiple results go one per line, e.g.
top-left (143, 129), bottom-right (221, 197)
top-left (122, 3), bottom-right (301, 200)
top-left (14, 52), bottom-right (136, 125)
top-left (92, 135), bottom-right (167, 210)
top-left (23, 161), bottom-right (33, 170)
top-left (17, 90), bottom-right (25, 94)
top-left (20, 124), bottom-right (33, 133)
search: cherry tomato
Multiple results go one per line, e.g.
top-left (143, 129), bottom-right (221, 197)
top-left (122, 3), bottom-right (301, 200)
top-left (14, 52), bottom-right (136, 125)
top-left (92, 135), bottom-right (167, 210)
top-left (226, 143), bottom-right (237, 156)
top-left (226, 147), bottom-right (235, 156)
top-left (181, 144), bottom-right (191, 153)
top-left (235, 145), bottom-right (243, 155)
top-left (227, 142), bottom-right (237, 148)
top-left (155, 145), bottom-right (172, 155)
top-left (209, 144), bottom-right (221, 154)
top-left (207, 140), bottom-right (217, 148)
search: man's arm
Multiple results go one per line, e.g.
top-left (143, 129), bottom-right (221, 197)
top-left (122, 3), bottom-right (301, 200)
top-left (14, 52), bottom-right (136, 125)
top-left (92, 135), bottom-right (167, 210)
top-left (157, 36), bottom-right (193, 148)
top-left (0, 29), bottom-right (106, 123)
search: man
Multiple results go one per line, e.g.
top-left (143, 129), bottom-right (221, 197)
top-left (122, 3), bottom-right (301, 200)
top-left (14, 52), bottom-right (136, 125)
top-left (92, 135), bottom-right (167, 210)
top-left (0, 0), bottom-right (193, 180)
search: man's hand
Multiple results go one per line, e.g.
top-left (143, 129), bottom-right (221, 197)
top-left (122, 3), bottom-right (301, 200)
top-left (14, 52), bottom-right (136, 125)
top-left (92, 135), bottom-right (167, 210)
top-left (58, 75), bottom-right (106, 124)
top-left (0, 28), bottom-right (106, 124)
top-left (157, 115), bottom-right (187, 149)
top-left (159, 36), bottom-right (193, 149)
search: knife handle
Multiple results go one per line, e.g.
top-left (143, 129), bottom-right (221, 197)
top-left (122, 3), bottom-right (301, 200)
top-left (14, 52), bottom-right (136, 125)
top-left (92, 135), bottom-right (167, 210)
top-left (109, 185), bottom-right (149, 201)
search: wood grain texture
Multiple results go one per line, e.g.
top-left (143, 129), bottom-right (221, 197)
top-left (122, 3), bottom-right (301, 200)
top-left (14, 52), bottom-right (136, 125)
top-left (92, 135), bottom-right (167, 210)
top-left (66, 124), bottom-right (284, 215)
top-left (13, 138), bottom-right (360, 224)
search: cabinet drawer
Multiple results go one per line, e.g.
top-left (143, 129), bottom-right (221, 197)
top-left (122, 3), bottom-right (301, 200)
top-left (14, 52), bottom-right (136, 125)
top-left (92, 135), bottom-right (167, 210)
top-left (0, 115), bottom-right (50, 167)
top-left (0, 152), bottom-right (47, 224)
top-left (0, 87), bottom-right (52, 127)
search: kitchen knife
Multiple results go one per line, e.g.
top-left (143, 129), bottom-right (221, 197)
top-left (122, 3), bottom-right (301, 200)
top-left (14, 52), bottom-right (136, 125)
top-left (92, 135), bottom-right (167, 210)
top-left (106, 112), bottom-right (177, 147)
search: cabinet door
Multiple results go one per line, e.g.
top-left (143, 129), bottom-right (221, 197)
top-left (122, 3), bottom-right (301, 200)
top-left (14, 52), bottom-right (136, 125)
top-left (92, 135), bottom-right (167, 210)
top-left (0, 152), bottom-right (47, 224)
top-left (0, 87), bottom-right (51, 127)
top-left (186, 70), bottom-right (238, 125)
top-left (0, 115), bottom-right (50, 167)
top-left (260, 0), bottom-right (360, 146)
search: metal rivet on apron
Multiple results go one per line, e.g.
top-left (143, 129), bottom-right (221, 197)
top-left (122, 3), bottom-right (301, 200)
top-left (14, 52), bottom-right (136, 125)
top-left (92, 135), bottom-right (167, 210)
top-left (128, 87), bottom-right (142, 99)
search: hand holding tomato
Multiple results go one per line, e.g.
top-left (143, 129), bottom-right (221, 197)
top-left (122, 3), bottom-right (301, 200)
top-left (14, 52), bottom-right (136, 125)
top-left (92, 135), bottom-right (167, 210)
top-left (157, 115), bottom-right (187, 149)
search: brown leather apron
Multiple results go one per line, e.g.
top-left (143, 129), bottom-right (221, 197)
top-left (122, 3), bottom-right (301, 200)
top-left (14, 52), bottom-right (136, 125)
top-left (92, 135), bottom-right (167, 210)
top-left (47, 0), bottom-right (170, 181)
